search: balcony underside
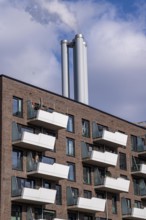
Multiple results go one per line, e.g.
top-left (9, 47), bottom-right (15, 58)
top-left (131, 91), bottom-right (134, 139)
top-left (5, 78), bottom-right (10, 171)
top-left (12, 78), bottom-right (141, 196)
top-left (122, 215), bottom-right (145, 220)
top-left (67, 205), bottom-right (98, 213)
top-left (27, 171), bottom-right (65, 181)
top-left (131, 171), bottom-right (146, 178)
top-left (12, 141), bottom-right (48, 151)
top-left (93, 138), bottom-right (120, 148)
top-left (82, 158), bottom-right (116, 167)
top-left (28, 119), bottom-right (64, 131)
top-left (94, 185), bottom-right (127, 193)
top-left (11, 197), bottom-right (49, 205)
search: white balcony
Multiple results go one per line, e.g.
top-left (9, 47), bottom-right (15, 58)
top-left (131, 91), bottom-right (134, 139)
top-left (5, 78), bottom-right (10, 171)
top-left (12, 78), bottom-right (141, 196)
top-left (68, 197), bottom-right (106, 213)
top-left (83, 150), bottom-right (118, 167)
top-left (28, 109), bottom-right (68, 130)
top-left (123, 207), bottom-right (146, 219)
top-left (12, 187), bottom-right (56, 204)
top-left (131, 164), bottom-right (146, 178)
top-left (93, 130), bottom-right (128, 148)
top-left (27, 162), bottom-right (69, 181)
top-left (13, 131), bottom-right (56, 151)
top-left (95, 177), bottom-right (130, 193)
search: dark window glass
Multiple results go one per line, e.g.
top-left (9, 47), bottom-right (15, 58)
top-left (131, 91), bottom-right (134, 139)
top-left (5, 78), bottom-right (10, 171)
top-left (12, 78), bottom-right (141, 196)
top-left (56, 184), bottom-right (62, 205)
top-left (43, 180), bottom-right (51, 189)
top-left (82, 119), bottom-right (90, 137)
top-left (112, 195), bottom-right (117, 214)
top-left (66, 138), bottom-right (75, 157)
top-left (71, 187), bottom-right (79, 204)
top-left (11, 205), bottom-right (22, 220)
top-left (131, 135), bottom-right (137, 150)
top-left (119, 152), bottom-right (127, 170)
top-left (43, 210), bottom-right (56, 219)
top-left (83, 166), bottom-right (91, 184)
top-left (84, 190), bottom-right (92, 198)
top-left (84, 215), bottom-right (93, 220)
top-left (96, 191), bottom-right (105, 199)
top-left (68, 212), bottom-right (77, 220)
top-left (68, 163), bottom-right (76, 181)
top-left (12, 149), bottom-right (23, 170)
top-left (13, 97), bottom-right (23, 117)
top-left (134, 200), bottom-right (142, 208)
top-left (67, 115), bottom-right (74, 132)
top-left (41, 156), bottom-right (55, 165)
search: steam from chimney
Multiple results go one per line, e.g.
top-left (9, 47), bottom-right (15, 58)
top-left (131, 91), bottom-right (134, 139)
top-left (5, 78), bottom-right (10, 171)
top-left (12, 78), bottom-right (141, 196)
top-left (61, 34), bottom-right (89, 105)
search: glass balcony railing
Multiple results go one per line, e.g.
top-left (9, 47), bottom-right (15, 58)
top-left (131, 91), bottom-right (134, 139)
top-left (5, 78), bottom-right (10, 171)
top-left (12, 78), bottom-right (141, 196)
top-left (66, 187), bottom-right (106, 213)
top-left (92, 122), bottom-right (128, 147)
top-left (81, 142), bottom-right (118, 167)
top-left (12, 122), bottom-right (56, 151)
top-left (11, 176), bottom-right (56, 204)
top-left (27, 100), bottom-right (68, 130)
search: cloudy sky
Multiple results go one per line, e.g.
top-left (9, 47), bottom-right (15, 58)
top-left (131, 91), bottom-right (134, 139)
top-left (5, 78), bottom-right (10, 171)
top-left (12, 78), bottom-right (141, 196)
top-left (0, 0), bottom-right (146, 123)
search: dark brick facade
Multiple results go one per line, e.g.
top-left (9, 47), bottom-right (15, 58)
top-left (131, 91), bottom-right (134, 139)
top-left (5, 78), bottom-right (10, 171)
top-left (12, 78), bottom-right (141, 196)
top-left (0, 75), bottom-right (146, 220)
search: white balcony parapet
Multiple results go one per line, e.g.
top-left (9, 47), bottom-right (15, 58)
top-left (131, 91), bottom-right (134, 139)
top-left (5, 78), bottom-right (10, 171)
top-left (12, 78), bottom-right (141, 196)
top-left (14, 131), bottom-right (56, 151)
top-left (12, 187), bottom-right (56, 204)
top-left (29, 109), bottom-right (68, 130)
top-left (123, 207), bottom-right (146, 219)
top-left (28, 162), bottom-right (70, 180)
top-left (88, 150), bottom-right (118, 167)
top-left (131, 164), bottom-right (146, 178)
top-left (95, 177), bottom-right (130, 193)
top-left (94, 130), bottom-right (128, 147)
top-left (68, 197), bottom-right (106, 213)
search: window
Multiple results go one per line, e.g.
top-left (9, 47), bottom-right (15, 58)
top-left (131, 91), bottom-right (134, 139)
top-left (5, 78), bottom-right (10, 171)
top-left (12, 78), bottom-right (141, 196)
top-left (82, 119), bottom-right (90, 137)
top-left (43, 180), bottom-right (51, 189)
top-left (66, 138), bottom-right (75, 157)
top-left (43, 210), bottom-right (56, 219)
top-left (119, 152), bottom-right (127, 170)
top-left (41, 156), bottom-right (55, 165)
top-left (112, 195), bottom-right (117, 214)
top-left (71, 187), bottom-right (79, 203)
top-left (96, 191), bottom-right (105, 199)
top-left (84, 215), bottom-right (93, 220)
top-left (68, 163), bottom-right (76, 181)
top-left (13, 97), bottom-right (23, 117)
top-left (68, 212), bottom-right (77, 220)
top-left (134, 200), bottom-right (142, 208)
top-left (84, 190), bottom-right (92, 199)
top-left (131, 135), bottom-right (144, 151)
top-left (12, 149), bottom-right (23, 170)
top-left (11, 205), bottom-right (22, 220)
top-left (67, 115), bottom-right (74, 132)
top-left (83, 166), bottom-right (91, 184)
top-left (56, 184), bottom-right (62, 205)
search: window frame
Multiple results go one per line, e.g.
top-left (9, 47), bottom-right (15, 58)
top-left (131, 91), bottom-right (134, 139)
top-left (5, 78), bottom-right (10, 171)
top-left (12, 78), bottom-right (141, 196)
top-left (67, 115), bottom-right (74, 133)
top-left (83, 166), bottom-right (92, 185)
top-left (13, 96), bottom-right (23, 117)
top-left (119, 152), bottom-right (127, 170)
top-left (82, 119), bottom-right (90, 138)
top-left (67, 162), bottom-right (76, 181)
top-left (66, 138), bottom-right (75, 157)
top-left (12, 149), bottom-right (23, 171)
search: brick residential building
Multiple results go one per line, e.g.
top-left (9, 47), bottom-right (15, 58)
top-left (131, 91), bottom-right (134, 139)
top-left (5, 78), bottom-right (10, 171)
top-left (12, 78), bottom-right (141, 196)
top-left (0, 74), bottom-right (146, 220)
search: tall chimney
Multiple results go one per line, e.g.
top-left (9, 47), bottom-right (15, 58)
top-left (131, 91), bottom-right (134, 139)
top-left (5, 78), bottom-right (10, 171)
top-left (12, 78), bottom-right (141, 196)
top-left (61, 34), bottom-right (89, 104)
top-left (61, 40), bottom-right (70, 98)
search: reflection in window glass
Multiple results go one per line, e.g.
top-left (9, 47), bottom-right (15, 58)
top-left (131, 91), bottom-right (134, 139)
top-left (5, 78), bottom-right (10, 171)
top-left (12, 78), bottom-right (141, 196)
top-left (13, 97), bottom-right (23, 117)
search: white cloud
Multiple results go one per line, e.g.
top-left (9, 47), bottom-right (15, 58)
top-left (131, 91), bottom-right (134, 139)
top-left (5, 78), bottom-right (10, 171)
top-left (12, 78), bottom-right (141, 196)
top-left (1, 0), bottom-right (146, 122)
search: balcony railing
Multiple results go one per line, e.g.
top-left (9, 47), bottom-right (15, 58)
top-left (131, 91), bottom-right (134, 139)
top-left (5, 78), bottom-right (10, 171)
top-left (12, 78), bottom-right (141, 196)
top-left (92, 122), bottom-right (128, 147)
top-left (122, 207), bottom-right (146, 219)
top-left (27, 161), bottom-right (69, 181)
top-left (12, 122), bottom-right (56, 151)
top-left (27, 101), bottom-right (68, 130)
top-left (94, 174), bottom-right (130, 193)
top-left (11, 176), bottom-right (56, 204)
top-left (66, 187), bottom-right (106, 213)
top-left (131, 163), bottom-right (146, 178)
top-left (81, 142), bottom-right (118, 167)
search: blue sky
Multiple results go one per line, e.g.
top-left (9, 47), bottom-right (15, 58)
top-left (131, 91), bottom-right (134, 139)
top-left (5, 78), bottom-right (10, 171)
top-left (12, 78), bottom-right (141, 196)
top-left (0, 0), bottom-right (146, 123)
